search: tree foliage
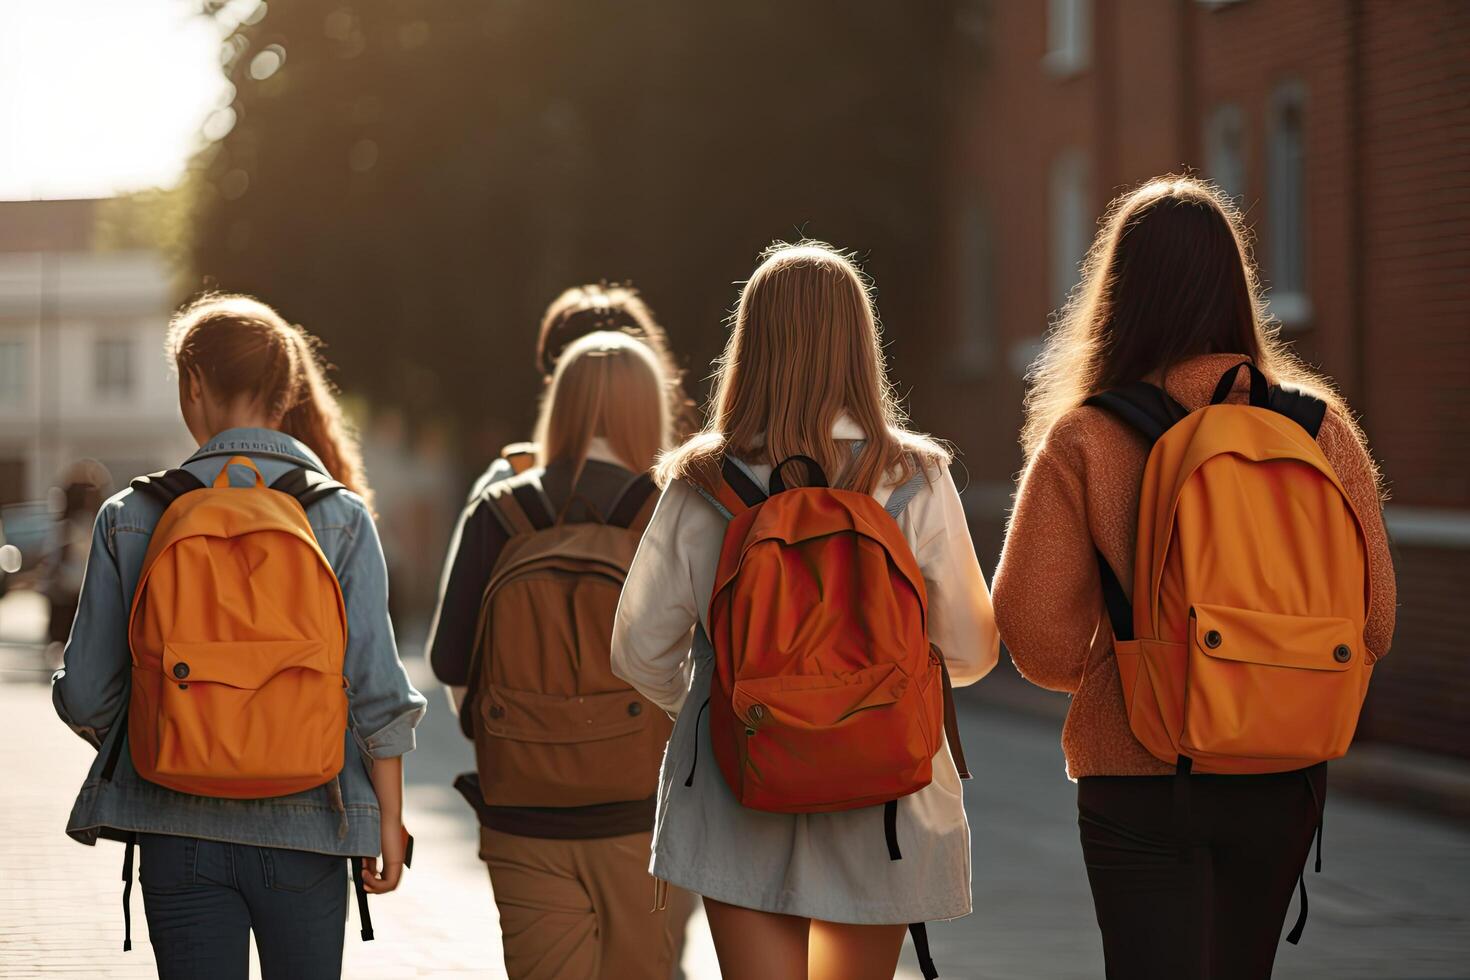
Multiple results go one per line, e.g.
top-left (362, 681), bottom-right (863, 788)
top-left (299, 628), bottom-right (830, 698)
top-left (190, 0), bottom-right (958, 464)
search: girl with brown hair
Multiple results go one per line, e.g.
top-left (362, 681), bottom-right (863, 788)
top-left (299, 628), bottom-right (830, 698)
top-left (610, 241), bottom-right (999, 980)
top-left (53, 294), bottom-right (425, 979)
top-left (992, 177), bottom-right (1396, 979)
top-left (428, 331), bottom-right (693, 980)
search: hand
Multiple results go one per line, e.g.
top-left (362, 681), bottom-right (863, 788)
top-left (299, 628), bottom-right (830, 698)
top-left (360, 821), bottom-right (407, 894)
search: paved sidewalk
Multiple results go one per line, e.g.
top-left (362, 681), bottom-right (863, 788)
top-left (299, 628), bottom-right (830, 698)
top-left (0, 630), bottom-right (716, 979)
top-left (3, 584), bottom-right (1466, 978)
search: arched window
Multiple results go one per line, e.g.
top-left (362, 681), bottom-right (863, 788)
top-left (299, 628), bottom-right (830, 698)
top-left (1205, 103), bottom-right (1247, 203)
top-left (1267, 82), bottom-right (1309, 324)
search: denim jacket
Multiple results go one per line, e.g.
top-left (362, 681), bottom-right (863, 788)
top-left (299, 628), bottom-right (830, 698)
top-left (52, 428), bottom-right (427, 857)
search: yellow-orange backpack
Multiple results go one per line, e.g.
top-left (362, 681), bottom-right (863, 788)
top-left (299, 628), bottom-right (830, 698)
top-left (1088, 361), bottom-right (1373, 943)
top-left (115, 456), bottom-right (350, 799)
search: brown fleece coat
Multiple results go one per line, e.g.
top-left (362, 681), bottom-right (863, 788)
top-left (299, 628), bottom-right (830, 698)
top-left (993, 354), bottom-right (1396, 778)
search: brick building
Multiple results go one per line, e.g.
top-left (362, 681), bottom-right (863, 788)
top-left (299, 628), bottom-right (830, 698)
top-left (923, 0), bottom-right (1470, 757)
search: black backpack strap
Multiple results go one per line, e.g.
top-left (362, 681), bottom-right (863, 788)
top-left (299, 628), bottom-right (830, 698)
top-left (510, 478), bottom-right (557, 531)
top-left (721, 457), bottom-right (769, 508)
top-left (909, 922), bottom-right (939, 980)
top-left (607, 473), bottom-right (658, 530)
top-left (1268, 386), bottom-right (1328, 439)
top-left (129, 468), bottom-right (205, 507)
top-left (269, 466), bottom-right (346, 509)
top-left (1083, 382), bottom-right (1189, 446)
top-left (1096, 548), bottom-right (1134, 641)
top-left (1211, 359), bottom-right (1270, 407)
top-left (768, 455), bottom-right (829, 494)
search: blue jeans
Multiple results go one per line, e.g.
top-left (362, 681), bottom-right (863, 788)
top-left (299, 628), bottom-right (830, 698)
top-left (138, 833), bottom-right (348, 980)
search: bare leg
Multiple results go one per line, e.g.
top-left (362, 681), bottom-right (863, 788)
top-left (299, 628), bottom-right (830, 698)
top-left (703, 896), bottom-right (809, 980)
top-left (808, 919), bottom-right (907, 980)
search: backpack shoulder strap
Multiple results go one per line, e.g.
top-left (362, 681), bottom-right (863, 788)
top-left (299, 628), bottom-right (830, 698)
top-left (1267, 386), bottom-right (1328, 439)
top-left (607, 473), bottom-right (658, 530)
top-left (129, 468), bottom-right (205, 507)
top-left (485, 471), bottom-right (555, 536)
top-left (1083, 382), bottom-right (1189, 446)
top-left (884, 458), bottom-right (928, 521)
top-left (269, 466), bottom-right (347, 509)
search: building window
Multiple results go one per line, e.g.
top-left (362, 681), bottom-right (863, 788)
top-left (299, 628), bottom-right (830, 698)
top-left (1043, 0), bottom-right (1091, 76)
top-left (954, 193), bottom-right (996, 373)
top-left (94, 337), bottom-right (136, 399)
top-left (1050, 148), bottom-right (1092, 309)
top-left (0, 340), bottom-right (25, 405)
top-left (1204, 103), bottom-right (1247, 203)
top-left (1267, 82), bottom-right (1310, 325)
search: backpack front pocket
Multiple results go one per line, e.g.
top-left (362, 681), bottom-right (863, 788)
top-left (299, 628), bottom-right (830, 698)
top-left (142, 640), bottom-right (347, 797)
top-left (726, 661), bottom-right (939, 813)
top-left (476, 683), bottom-right (668, 807)
top-left (1183, 603), bottom-right (1368, 762)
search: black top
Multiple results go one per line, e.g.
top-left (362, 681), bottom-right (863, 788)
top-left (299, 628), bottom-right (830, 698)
top-left (427, 456), bottom-right (658, 839)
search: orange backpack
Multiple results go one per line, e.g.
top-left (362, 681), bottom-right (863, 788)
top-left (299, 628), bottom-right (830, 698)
top-left (115, 456), bottom-right (349, 799)
top-left (691, 454), bottom-right (969, 814)
top-left (1088, 362), bottom-right (1373, 779)
top-left (468, 469), bottom-right (671, 807)
top-left (691, 454), bottom-right (967, 980)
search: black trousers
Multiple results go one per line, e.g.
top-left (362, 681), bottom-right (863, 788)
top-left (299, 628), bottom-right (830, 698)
top-left (1077, 764), bottom-right (1325, 980)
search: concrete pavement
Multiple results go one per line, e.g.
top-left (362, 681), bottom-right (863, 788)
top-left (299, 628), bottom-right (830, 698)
top-left (2, 586), bottom-right (1466, 978)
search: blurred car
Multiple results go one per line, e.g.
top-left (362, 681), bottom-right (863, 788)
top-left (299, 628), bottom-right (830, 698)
top-left (0, 501), bottom-right (55, 583)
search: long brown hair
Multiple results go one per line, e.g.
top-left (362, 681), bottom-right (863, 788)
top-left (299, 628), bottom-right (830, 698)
top-left (167, 294), bottom-right (373, 507)
top-left (656, 240), bottom-right (947, 493)
top-left (534, 331), bottom-right (672, 475)
top-left (537, 282), bottom-right (694, 434)
top-left (1022, 174), bottom-right (1354, 462)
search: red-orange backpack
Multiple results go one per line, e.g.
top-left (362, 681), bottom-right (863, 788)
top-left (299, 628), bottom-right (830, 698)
top-left (690, 452), bottom-right (968, 980)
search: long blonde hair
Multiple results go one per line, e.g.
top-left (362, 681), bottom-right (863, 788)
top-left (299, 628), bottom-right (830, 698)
top-left (1022, 175), bottom-right (1359, 464)
top-left (167, 293), bottom-right (373, 508)
top-left (534, 331), bottom-right (672, 476)
top-left (656, 240), bottom-right (947, 492)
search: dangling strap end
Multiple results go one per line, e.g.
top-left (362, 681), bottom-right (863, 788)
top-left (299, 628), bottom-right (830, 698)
top-left (910, 922), bottom-right (939, 979)
top-left (884, 799), bottom-right (902, 861)
top-left (120, 835), bottom-right (135, 952)
top-left (352, 858), bottom-right (375, 942)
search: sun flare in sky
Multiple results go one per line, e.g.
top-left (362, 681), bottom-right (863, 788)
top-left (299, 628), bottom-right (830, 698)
top-left (0, 0), bottom-right (258, 201)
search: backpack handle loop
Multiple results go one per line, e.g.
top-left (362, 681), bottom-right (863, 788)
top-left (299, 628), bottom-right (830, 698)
top-left (1211, 360), bottom-right (1269, 408)
top-left (213, 455), bottom-right (265, 489)
top-left (768, 455), bottom-right (829, 495)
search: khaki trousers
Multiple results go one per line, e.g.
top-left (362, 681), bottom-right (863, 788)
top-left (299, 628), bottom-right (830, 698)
top-left (481, 828), bottom-right (693, 980)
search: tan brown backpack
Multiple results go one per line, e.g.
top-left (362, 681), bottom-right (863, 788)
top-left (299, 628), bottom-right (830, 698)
top-left (469, 468), bottom-right (670, 807)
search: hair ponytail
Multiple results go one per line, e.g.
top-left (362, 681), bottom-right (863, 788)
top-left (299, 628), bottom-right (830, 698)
top-left (168, 293), bottom-right (373, 508)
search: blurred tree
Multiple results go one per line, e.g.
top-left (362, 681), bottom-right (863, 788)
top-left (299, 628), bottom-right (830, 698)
top-left (189, 0), bottom-right (960, 468)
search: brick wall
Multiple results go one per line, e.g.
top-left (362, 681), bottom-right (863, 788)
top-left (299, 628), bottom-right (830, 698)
top-left (931, 0), bottom-right (1470, 758)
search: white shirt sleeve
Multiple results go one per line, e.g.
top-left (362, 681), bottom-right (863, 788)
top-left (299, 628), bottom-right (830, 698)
top-left (611, 482), bottom-right (703, 715)
top-left (904, 464), bottom-right (1000, 687)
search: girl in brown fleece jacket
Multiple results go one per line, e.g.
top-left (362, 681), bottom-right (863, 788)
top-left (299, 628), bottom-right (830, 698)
top-left (993, 176), bottom-right (1395, 980)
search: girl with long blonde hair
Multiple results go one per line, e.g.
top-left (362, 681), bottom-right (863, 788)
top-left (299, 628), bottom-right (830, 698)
top-left (429, 331), bottom-right (693, 980)
top-left (612, 241), bottom-right (999, 980)
top-left (993, 177), bottom-right (1395, 979)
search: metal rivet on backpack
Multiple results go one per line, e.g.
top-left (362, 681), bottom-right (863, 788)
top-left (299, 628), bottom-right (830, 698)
top-left (627, 702), bottom-right (642, 717)
top-left (1333, 644), bottom-right (1352, 663)
top-left (749, 704), bottom-right (765, 723)
top-left (488, 705), bottom-right (505, 720)
top-left (1204, 630), bottom-right (1223, 650)
top-left (172, 662), bottom-right (190, 680)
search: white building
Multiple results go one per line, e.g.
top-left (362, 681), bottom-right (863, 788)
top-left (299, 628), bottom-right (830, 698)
top-left (0, 200), bottom-right (193, 504)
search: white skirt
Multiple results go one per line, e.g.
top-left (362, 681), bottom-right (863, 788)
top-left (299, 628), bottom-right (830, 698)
top-left (649, 627), bottom-right (973, 925)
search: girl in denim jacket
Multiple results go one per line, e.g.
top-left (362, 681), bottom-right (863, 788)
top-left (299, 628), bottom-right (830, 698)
top-left (53, 294), bottom-right (426, 980)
